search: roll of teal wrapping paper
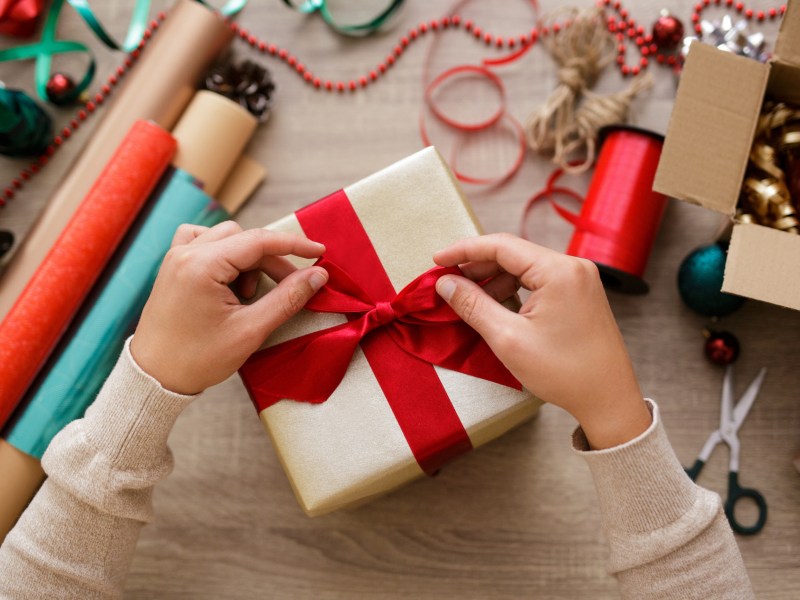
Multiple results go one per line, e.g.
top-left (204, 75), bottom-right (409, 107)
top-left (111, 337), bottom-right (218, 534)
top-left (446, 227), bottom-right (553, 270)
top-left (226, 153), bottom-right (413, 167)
top-left (5, 169), bottom-right (229, 459)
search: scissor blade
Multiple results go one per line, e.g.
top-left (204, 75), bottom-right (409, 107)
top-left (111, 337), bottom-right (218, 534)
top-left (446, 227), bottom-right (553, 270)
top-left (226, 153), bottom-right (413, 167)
top-left (721, 366), bottom-right (734, 432)
top-left (732, 368), bottom-right (767, 431)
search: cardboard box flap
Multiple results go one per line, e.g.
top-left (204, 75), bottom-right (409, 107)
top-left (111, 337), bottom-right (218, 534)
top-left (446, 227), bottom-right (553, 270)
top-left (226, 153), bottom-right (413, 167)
top-left (776, 0), bottom-right (800, 66)
top-left (724, 223), bottom-right (800, 310)
top-left (767, 62), bottom-right (800, 106)
top-left (654, 42), bottom-right (768, 215)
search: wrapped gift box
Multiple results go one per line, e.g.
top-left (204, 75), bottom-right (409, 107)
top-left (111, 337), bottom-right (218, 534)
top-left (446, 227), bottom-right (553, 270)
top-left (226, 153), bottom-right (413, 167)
top-left (654, 0), bottom-right (800, 311)
top-left (239, 147), bottom-right (540, 516)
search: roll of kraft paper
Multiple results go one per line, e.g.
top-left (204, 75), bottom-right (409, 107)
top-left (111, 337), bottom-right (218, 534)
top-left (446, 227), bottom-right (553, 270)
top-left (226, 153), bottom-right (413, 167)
top-left (0, 440), bottom-right (44, 545)
top-left (0, 120), bottom-right (177, 428)
top-left (0, 0), bottom-right (233, 322)
top-left (5, 91), bottom-right (259, 459)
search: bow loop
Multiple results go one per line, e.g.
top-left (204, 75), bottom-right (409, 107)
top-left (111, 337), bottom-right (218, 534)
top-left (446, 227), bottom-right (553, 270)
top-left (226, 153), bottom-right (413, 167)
top-left (304, 256), bottom-right (375, 313)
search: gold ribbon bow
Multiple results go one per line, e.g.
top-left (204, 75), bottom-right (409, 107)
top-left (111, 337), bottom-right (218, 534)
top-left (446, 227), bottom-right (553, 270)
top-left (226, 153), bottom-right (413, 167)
top-left (740, 102), bottom-right (800, 234)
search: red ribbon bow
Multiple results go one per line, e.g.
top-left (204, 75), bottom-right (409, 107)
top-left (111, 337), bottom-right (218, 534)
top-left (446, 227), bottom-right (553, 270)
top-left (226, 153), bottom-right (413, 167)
top-left (241, 257), bottom-right (520, 408)
top-left (239, 189), bottom-right (521, 474)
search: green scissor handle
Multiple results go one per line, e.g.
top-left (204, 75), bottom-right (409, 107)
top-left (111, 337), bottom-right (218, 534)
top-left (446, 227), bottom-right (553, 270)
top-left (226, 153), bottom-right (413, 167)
top-left (724, 471), bottom-right (767, 536)
top-left (684, 459), bottom-right (705, 482)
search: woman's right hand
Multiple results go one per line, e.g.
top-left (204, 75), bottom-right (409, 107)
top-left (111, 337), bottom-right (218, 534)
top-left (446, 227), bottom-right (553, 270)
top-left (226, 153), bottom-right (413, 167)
top-left (131, 222), bottom-right (328, 396)
top-left (433, 234), bottom-right (652, 449)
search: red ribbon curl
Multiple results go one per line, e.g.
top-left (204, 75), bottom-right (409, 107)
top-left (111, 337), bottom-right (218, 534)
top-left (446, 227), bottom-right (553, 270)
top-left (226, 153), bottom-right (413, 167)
top-left (239, 189), bottom-right (520, 474)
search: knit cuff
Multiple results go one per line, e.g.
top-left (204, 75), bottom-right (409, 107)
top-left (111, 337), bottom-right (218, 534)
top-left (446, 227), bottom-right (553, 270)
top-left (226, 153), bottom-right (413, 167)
top-left (572, 399), bottom-right (698, 535)
top-left (82, 337), bottom-right (197, 469)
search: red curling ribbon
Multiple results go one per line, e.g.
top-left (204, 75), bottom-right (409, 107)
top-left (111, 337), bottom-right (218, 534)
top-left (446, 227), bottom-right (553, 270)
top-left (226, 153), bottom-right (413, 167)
top-left (449, 113), bottom-right (526, 186)
top-left (239, 190), bottom-right (520, 475)
top-left (522, 125), bottom-right (667, 294)
top-left (0, 0), bottom-right (44, 37)
top-left (418, 0), bottom-right (538, 186)
top-left (425, 65), bottom-right (505, 131)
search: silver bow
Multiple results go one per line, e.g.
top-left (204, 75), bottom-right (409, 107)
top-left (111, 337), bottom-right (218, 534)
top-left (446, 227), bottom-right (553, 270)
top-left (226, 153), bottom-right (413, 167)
top-left (682, 15), bottom-right (769, 62)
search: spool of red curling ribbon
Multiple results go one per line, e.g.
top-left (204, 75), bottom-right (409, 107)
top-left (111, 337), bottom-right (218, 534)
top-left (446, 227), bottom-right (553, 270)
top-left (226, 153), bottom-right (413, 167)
top-left (522, 125), bottom-right (668, 293)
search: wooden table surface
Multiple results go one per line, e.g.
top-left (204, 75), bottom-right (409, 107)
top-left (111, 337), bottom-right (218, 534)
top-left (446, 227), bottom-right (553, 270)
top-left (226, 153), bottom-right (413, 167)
top-left (2, 0), bottom-right (799, 598)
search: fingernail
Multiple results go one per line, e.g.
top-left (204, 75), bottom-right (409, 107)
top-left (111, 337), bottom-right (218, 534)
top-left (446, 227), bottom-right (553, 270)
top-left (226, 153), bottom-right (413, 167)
top-left (308, 269), bottom-right (328, 291)
top-left (436, 277), bottom-right (456, 301)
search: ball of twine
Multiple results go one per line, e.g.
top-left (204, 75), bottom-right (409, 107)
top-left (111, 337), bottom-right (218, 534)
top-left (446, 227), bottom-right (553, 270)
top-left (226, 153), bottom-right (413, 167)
top-left (525, 7), bottom-right (653, 174)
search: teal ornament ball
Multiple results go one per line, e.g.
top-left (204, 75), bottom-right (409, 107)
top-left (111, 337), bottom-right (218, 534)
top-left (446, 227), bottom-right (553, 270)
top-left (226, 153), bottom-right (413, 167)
top-left (678, 243), bottom-right (746, 316)
top-left (0, 87), bottom-right (53, 157)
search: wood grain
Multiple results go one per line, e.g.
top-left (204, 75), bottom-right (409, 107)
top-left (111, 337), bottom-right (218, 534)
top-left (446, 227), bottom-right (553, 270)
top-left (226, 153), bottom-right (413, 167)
top-left (1, 1), bottom-right (799, 598)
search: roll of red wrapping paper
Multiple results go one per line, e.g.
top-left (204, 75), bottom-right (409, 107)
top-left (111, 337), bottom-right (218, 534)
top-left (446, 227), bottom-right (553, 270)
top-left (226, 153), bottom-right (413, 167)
top-left (0, 120), bottom-right (176, 427)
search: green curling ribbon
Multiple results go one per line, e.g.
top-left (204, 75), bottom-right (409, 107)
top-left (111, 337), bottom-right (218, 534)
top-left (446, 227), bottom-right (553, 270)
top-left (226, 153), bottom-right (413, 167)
top-left (66, 0), bottom-right (151, 52)
top-left (0, 87), bottom-right (53, 156)
top-left (0, 0), bottom-right (94, 104)
top-left (197, 0), bottom-right (248, 16)
top-left (0, 0), bottom-right (246, 105)
top-left (281, 0), bottom-right (404, 36)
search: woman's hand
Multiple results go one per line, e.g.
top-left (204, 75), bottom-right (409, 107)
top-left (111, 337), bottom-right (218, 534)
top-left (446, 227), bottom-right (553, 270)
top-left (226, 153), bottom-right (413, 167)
top-left (131, 222), bottom-right (328, 396)
top-left (434, 233), bottom-right (651, 449)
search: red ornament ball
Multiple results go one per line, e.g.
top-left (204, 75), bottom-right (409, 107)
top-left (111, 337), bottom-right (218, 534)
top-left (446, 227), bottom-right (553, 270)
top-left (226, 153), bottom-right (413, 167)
top-left (704, 330), bottom-right (740, 366)
top-left (651, 12), bottom-right (685, 51)
top-left (46, 73), bottom-right (76, 105)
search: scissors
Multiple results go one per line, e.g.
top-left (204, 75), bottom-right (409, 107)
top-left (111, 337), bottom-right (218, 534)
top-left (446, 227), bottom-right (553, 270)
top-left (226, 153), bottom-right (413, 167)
top-left (684, 366), bottom-right (768, 535)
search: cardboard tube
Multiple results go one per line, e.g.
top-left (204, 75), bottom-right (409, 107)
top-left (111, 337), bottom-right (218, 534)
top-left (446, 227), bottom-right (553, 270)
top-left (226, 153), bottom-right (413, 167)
top-left (0, 439), bottom-right (45, 545)
top-left (0, 0), bottom-right (233, 321)
top-left (0, 121), bottom-right (177, 428)
top-left (172, 91), bottom-right (258, 196)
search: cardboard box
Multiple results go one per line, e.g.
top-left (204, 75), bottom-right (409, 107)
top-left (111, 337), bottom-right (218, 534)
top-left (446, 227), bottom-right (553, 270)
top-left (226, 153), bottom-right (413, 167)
top-left (242, 148), bottom-right (540, 516)
top-left (654, 0), bottom-right (800, 311)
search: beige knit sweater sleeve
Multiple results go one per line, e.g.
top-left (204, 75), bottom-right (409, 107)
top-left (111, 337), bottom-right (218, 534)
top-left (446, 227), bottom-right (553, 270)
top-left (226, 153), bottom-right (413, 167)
top-left (573, 400), bottom-right (754, 599)
top-left (0, 345), bottom-right (754, 599)
top-left (0, 339), bottom-right (195, 599)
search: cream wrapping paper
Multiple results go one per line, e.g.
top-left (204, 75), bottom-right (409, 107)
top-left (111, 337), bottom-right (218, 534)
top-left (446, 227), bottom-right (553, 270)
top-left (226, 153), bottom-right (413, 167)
top-left (251, 147), bottom-right (541, 516)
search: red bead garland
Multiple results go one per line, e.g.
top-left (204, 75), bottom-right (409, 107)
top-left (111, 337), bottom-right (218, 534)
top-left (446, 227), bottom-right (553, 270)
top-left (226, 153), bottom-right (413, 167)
top-left (235, 15), bottom-right (544, 95)
top-left (601, 0), bottom-right (786, 76)
top-left (2, 1), bottom-right (789, 204)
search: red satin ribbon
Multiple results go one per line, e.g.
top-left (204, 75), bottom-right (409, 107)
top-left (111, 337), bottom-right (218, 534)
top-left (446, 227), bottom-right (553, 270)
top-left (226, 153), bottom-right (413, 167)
top-left (239, 190), bottom-right (520, 474)
top-left (0, 0), bottom-right (44, 37)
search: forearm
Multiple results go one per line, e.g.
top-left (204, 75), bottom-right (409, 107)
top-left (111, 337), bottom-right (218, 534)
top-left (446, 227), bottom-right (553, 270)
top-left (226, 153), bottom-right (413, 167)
top-left (0, 338), bottom-right (194, 599)
top-left (575, 400), bottom-right (754, 600)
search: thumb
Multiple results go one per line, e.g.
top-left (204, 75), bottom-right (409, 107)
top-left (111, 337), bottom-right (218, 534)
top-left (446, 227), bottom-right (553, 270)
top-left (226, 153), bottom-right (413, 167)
top-left (436, 274), bottom-right (519, 345)
top-left (242, 266), bottom-right (328, 339)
